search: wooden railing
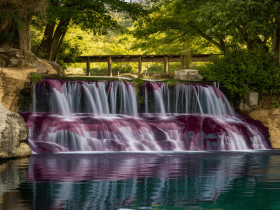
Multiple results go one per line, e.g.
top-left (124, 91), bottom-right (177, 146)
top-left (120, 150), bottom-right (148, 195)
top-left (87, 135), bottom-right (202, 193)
top-left (64, 54), bottom-right (220, 76)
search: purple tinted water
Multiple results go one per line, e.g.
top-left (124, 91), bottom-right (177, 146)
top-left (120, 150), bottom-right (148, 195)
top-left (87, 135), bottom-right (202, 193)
top-left (21, 79), bottom-right (272, 153)
top-left (21, 112), bottom-right (271, 153)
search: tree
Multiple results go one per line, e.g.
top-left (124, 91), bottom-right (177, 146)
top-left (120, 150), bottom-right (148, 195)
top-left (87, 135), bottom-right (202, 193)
top-left (132, 0), bottom-right (280, 54)
top-left (34, 0), bottom-right (148, 62)
top-left (197, 0), bottom-right (276, 51)
top-left (132, 0), bottom-right (228, 54)
top-left (0, 0), bottom-right (48, 54)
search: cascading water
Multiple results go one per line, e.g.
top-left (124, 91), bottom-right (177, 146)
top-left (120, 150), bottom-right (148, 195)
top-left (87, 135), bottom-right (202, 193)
top-left (21, 78), bottom-right (272, 153)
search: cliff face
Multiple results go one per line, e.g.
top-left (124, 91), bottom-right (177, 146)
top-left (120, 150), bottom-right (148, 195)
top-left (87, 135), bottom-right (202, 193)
top-left (249, 109), bottom-right (280, 149)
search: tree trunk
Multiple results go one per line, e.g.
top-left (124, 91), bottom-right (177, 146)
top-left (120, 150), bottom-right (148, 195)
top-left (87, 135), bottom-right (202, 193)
top-left (37, 19), bottom-right (70, 62)
top-left (18, 13), bottom-right (32, 54)
top-left (53, 31), bottom-right (66, 62)
top-left (219, 39), bottom-right (226, 54)
top-left (48, 19), bottom-right (69, 61)
top-left (38, 24), bottom-right (56, 58)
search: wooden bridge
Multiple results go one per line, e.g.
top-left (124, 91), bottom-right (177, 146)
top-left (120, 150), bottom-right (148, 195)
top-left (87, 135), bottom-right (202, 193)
top-left (64, 54), bottom-right (218, 76)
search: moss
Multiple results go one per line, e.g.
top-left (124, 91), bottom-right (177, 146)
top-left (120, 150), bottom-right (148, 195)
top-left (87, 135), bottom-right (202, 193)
top-left (132, 78), bottom-right (145, 94)
top-left (30, 72), bottom-right (42, 83)
top-left (17, 79), bottom-right (33, 112)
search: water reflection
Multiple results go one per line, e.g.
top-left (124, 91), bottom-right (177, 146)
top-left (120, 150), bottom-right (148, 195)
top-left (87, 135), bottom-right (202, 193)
top-left (2, 152), bottom-right (280, 209)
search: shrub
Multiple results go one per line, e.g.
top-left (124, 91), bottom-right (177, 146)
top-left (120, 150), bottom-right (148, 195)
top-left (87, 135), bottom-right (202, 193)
top-left (30, 72), bottom-right (42, 83)
top-left (199, 49), bottom-right (280, 98)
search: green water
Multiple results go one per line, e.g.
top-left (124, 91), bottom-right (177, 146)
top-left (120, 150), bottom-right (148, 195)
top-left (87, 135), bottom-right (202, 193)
top-left (1, 151), bottom-right (280, 210)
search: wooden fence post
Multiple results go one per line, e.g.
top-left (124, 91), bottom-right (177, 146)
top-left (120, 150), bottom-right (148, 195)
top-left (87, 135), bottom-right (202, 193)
top-left (164, 56), bottom-right (168, 75)
top-left (138, 57), bottom-right (142, 77)
top-left (108, 56), bottom-right (112, 77)
top-left (86, 57), bottom-right (90, 76)
top-left (180, 55), bottom-right (184, 70)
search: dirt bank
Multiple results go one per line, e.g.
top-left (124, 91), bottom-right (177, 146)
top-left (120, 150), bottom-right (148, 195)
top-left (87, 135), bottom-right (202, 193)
top-left (0, 68), bottom-right (37, 112)
top-left (249, 109), bottom-right (280, 149)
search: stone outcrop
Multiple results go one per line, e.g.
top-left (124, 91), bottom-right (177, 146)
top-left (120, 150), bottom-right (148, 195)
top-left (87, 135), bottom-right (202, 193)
top-left (249, 108), bottom-right (280, 149)
top-left (246, 92), bottom-right (259, 106)
top-left (174, 69), bottom-right (203, 81)
top-left (0, 68), bottom-right (36, 112)
top-left (0, 47), bottom-right (65, 76)
top-left (0, 48), bottom-right (23, 68)
top-left (239, 92), bottom-right (259, 112)
top-left (0, 103), bottom-right (31, 159)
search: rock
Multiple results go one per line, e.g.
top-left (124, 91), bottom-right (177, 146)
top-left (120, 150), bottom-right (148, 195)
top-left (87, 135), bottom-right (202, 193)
top-left (15, 53), bottom-right (22, 58)
top-left (0, 103), bottom-right (31, 159)
top-left (239, 100), bottom-right (251, 112)
top-left (42, 59), bottom-right (65, 76)
top-left (0, 48), bottom-right (65, 75)
top-left (0, 68), bottom-right (37, 112)
top-left (174, 69), bottom-right (203, 81)
top-left (32, 59), bottom-right (48, 74)
top-left (249, 109), bottom-right (280, 149)
top-left (245, 92), bottom-right (259, 106)
top-left (32, 58), bottom-right (65, 76)
top-left (7, 58), bottom-right (19, 67)
top-left (9, 48), bottom-right (20, 53)
top-left (238, 92), bottom-right (259, 112)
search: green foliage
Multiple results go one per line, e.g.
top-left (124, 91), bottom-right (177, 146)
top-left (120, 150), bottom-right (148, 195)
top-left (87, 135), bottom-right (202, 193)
top-left (198, 0), bottom-right (276, 50)
top-left (199, 48), bottom-right (280, 98)
top-left (0, 32), bottom-right (20, 42)
top-left (138, 96), bottom-right (144, 105)
top-left (30, 72), bottom-right (42, 83)
top-left (272, 97), bottom-right (280, 109)
top-left (89, 64), bottom-right (134, 75)
top-left (52, 21), bottom-right (183, 75)
top-left (132, 0), bottom-right (279, 53)
top-left (132, 0), bottom-right (225, 54)
top-left (30, 0), bottom-right (149, 62)
top-left (166, 79), bottom-right (177, 86)
top-left (132, 78), bottom-right (145, 94)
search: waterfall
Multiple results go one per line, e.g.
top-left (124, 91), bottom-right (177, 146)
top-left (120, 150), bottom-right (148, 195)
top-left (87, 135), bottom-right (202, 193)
top-left (32, 83), bottom-right (36, 113)
top-left (21, 78), bottom-right (272, 153)
top-left (145, 86), bottom-right (148, 113)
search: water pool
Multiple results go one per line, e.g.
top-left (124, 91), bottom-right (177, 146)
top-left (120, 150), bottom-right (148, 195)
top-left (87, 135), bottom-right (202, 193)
top-left (1, 151), bottom-right (280, 209)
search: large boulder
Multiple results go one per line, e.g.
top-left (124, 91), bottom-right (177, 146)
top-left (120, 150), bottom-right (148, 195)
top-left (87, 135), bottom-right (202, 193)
top-left (249, 108), bottom-right (280, 149)
top-left (0, 48), bottom-right (65, 76)
top-left (0, 103), bottom-right (31, 159)
top-left (239, 92), bottom-right (259, 112)
top-left (174, 69), bottom-right (203, 81)
top-left (245, 92), bottom-right (259, 107)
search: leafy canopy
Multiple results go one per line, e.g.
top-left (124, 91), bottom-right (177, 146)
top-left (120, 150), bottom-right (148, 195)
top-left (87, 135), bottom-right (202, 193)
top-left (199, 48), bottom-right (280, 98)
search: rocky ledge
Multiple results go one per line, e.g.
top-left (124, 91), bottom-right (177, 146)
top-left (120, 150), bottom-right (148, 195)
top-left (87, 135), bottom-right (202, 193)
top-left (174, 69), bottom-right (203, 81)
top-left (249, 108), bottom-right (280, 149)
top-left (0, 103), bottom-right (30, 159)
